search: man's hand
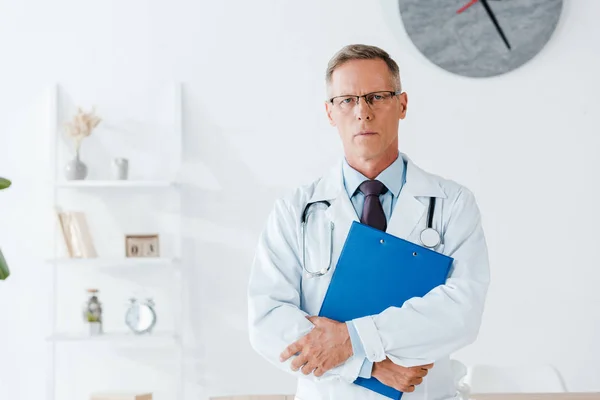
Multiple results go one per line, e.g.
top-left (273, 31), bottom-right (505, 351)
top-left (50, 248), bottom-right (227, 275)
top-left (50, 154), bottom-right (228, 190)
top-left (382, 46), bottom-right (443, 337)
top-left (372, 358), bottom-right (434, 393)
top-left (279, 316), bottom-right (353, 377)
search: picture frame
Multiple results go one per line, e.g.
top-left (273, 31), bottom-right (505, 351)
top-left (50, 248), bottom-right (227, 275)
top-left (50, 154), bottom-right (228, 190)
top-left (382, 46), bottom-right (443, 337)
top-left (125, 234), bottom-right (160, 258)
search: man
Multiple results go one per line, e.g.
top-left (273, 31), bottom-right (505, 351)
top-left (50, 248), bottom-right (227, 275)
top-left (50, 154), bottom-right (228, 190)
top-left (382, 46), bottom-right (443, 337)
top-left (248, 44), bottom-right (490, 399)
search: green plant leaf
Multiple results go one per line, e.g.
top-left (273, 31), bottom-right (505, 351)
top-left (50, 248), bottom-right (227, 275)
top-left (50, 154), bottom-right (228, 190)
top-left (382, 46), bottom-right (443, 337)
top-left (0, 248), bottom-right (10, 280)
top-left (87, 312), bottom-right (99, 322)
top-left (0, 177), bottom-right (11, 190)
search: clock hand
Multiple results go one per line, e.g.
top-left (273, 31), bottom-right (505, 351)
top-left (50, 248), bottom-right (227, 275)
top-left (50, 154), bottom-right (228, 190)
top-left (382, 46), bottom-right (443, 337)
top-left (456, 0), bottom-right (501, 15)
top-left (457, 0), bottom-right (478, 14)
top-left (480, 0), bottom-right (512, 50)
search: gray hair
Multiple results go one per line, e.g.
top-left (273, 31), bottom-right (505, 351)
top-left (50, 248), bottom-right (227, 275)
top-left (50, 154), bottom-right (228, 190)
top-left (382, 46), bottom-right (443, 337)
top-left (325, 44), bottom-right (402, 98)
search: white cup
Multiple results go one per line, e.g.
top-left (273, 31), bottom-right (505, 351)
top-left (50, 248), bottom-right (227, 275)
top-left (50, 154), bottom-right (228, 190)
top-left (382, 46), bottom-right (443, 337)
top-left (112, 158), bottom-right (129, 180)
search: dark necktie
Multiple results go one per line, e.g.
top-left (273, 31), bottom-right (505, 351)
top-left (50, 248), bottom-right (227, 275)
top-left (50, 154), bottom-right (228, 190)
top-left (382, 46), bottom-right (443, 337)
top-left (358, 180), bottom-right (388, 231)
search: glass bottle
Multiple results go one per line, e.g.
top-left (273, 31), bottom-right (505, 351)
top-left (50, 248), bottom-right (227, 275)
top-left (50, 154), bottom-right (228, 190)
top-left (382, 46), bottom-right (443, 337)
top-left (83, 288), bottom-right (103, 335)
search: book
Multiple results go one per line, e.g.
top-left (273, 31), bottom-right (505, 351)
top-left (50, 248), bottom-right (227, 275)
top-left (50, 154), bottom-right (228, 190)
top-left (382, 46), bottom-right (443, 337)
top-left (56, 208), bottom-right (97, 258)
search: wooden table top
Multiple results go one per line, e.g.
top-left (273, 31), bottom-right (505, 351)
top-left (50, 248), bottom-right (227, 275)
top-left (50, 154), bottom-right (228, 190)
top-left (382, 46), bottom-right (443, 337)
top-left (471, 394), bottom-right (600, 400)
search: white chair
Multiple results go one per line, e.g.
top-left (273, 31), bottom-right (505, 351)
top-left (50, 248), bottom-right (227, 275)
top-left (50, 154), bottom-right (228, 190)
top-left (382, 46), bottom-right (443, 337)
top-left (464, 364), bottom-right (567, 393)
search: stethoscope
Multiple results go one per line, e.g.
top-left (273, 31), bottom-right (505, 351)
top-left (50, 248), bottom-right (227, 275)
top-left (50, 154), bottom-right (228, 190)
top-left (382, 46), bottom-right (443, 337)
top-left (300, 196), bottom-right (442, 278)
top-left (301, 200), bottom-right (334, 278)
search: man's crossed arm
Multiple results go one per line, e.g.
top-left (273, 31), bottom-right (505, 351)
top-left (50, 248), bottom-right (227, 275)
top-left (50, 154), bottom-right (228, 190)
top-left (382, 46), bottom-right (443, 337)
top-left (280, 315), bottom-right (433, 393)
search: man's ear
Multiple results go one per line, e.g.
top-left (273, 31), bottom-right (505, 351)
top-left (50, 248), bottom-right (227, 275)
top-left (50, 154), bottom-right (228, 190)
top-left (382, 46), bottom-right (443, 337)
top-left (325, 101), bottom-right (336, 127)
top-left (398, 92), bottom-right (408, 120)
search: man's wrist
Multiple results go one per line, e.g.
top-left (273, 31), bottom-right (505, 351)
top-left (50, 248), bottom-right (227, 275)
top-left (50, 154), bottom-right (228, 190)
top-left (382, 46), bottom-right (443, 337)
top-left (371, 360), bottom-right (380, 379)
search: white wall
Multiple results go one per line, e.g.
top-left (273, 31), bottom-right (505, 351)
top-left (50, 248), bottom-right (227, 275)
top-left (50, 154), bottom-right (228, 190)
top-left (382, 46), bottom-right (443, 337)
top-left (0, 0), bottom-right (599, 399)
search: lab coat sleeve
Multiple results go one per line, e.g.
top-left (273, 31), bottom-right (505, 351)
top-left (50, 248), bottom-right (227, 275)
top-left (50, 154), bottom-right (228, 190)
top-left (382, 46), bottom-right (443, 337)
top-left (352, 187), bottom-right (491, 367)
top-left (248, 197), bottom-right (365, 383)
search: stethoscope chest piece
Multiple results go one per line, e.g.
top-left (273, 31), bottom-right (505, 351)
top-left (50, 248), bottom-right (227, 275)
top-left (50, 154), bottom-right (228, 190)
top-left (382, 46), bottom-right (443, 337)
top-left (420, 227), bottom-right (441, 249)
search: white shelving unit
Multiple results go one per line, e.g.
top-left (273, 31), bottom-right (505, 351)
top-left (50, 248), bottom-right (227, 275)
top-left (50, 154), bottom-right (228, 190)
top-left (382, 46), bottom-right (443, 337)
top-left (46, 83), bottom-right (185, 400)
top-left (56, 180), bottom-right (177, 189)
top-left (48, 331), bottom-right (180, 344)
top-left (48, 257), bottom-right (180, 268)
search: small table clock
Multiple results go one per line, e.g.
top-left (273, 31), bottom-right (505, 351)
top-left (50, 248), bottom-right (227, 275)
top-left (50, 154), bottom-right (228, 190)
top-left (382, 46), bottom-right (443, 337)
top-left (125, 298), bottom-right (157, 334)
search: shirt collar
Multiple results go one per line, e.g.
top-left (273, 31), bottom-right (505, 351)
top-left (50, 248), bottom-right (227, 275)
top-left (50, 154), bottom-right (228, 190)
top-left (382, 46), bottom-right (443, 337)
top-left (342, 154), bottom-right (405, 199)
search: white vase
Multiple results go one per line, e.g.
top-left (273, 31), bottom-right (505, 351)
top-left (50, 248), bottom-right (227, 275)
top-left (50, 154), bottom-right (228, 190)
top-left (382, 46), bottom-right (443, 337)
top-left (89, 321), bottom-right (102, 335)
top-left (64, 151), bottom-right (88, 180)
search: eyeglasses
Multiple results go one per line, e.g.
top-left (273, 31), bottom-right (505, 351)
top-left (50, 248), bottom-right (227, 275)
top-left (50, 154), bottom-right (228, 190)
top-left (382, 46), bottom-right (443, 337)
top-left (329, 90), bottom-right (401, 112)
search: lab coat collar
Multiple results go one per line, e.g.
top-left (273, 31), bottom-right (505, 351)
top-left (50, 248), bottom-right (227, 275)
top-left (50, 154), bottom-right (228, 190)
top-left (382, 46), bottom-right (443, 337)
top-left (342, 154), bottom-right (405, 201)
top-left (307, 152), bottom-right (447, 205)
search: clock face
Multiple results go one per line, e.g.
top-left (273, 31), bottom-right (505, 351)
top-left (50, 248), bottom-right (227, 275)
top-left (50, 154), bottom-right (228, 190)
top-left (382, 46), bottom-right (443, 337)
top-left (395, 0), bottom-right (563, 77)
top-left (125, 301), bottom-right (156, 334)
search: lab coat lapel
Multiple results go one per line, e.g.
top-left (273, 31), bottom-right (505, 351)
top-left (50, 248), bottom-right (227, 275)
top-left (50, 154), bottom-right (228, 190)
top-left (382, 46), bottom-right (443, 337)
top-left (386, 154), bottom-right (447, 241)
top-left (307, 160), bottom-right (358, 230)
top-left (307, 161), bottom-right (357, 274)
top-left (325, 184), bottom-right (358, 279)
top-left (386, 184), bottom-right (426, 241)
top-left (326, 188), bottom-right (358, 239)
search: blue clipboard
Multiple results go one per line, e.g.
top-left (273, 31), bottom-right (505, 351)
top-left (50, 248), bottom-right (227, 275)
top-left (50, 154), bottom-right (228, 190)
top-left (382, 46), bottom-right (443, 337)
top-left (318, 221), bottom-right (454, 399)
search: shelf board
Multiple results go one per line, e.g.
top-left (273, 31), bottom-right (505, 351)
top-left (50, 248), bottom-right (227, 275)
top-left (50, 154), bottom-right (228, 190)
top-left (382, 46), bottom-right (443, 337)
top-left (55, 180), bottom-right (177, 189)
top-left (48, 331), bottom-right (179, 344)
top-left (48, 257), bottom-right (179, 268)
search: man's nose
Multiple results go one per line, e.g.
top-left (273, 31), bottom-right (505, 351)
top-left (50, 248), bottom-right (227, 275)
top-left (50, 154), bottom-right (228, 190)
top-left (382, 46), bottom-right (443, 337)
top-left (354, 97), bottom-right (372, 121)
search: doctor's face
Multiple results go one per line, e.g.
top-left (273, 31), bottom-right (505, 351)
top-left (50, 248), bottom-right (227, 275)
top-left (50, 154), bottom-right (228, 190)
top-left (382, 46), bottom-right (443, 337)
top-left (325, 59), bottom-right (407, 163)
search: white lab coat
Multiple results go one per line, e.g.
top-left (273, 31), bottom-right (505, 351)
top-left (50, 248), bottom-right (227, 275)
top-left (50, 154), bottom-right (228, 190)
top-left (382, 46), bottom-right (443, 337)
top-left (248, 153), bottom-right (490, 400)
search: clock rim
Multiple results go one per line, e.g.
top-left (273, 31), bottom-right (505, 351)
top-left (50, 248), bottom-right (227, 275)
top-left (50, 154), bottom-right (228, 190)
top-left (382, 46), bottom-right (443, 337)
top-left (377, 0), bottom-right (564, 78)
top-left (125, 302), bottom-right (157, 334)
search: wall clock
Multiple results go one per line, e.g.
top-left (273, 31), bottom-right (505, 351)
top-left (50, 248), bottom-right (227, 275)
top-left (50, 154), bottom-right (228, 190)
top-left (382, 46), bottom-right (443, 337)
top-left (388, 0), bottom-right (563, 77)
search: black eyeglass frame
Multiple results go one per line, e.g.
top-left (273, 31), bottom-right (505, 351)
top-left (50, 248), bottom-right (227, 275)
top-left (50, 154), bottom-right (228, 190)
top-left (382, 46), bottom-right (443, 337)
top-left (328, 90), bottom-right (403, 107)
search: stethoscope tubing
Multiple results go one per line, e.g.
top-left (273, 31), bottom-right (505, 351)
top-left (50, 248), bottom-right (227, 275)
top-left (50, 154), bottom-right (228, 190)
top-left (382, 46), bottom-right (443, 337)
top-left (300, 197), bottom-right (440, 277)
